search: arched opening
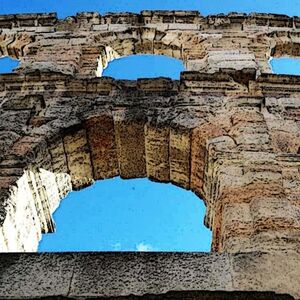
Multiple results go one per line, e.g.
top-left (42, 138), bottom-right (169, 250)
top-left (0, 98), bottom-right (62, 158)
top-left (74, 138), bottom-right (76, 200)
top-left (38, 177), bottom-right (211, 252)
top-left (0, 56), bottom-right (19, 74)
top-left (101, 54), bottom-right (185, 80)
top-left (269, 57), bottom-right (300, 76)
top-left (0, 112), bottom-right (221, 253)
top-left (86, 26), bottom-right (201, 77)
top-left (268, 35), bottom-right (300, 75)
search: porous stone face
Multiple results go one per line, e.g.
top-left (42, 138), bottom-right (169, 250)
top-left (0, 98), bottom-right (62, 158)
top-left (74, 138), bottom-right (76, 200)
top-left (0, 252), bottom-right (298, 299)
top-left (0, 10), bottom-right (299, 300)
top-left (0, 11), bottom-right (299, 77)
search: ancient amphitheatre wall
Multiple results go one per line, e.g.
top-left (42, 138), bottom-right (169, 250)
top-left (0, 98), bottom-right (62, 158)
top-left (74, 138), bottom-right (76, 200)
top-left (0, 10), bottom-right (299, 299)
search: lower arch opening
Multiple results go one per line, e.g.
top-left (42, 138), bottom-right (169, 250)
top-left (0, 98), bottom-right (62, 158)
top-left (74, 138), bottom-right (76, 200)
top-left (38, 177), bottom-right (211, 252)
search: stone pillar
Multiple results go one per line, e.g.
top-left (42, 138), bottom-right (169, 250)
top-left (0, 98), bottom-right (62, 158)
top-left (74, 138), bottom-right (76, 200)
top-left (205, 108), bottom-right (300, 253)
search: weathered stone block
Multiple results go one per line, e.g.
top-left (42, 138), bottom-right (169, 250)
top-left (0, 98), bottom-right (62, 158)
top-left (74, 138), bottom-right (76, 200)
top-left (145, 125), bottom-right (170, 182)
top-left (85, 115), bottom-right (119, 180)
top-left (63, 128), bottom-right (94, 189)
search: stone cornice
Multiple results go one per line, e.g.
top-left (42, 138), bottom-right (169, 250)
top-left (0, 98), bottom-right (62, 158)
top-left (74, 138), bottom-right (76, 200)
top-left (0, 71), bottom-right (299, 97)
top-left (0, 11), bottom-right (298, 29)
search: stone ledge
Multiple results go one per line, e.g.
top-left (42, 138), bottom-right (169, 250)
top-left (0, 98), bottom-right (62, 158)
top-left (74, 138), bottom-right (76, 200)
top-left (0, 71), bottom-right (300, 95)
top-left (0, 252), bottom-right (298, 299)
top-left (0, 11), bottom-right (298, 28)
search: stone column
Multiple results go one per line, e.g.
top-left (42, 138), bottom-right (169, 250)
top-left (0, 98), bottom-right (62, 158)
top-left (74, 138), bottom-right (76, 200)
top-left (205, 108), bottom-right (300, 253)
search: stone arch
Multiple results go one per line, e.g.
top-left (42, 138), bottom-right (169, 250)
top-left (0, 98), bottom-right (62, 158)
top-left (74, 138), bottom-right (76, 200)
top-left (269, 31), bottom-right (300, 59)
top-left (0, 106), bottom-right (229, 252)
top-left (258, 31), bottom-right (300, 74)
top-left (80, 27), bottom-right (207, 76)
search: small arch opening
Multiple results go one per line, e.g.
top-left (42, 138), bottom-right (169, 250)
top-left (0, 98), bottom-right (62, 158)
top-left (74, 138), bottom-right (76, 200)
top-left (0, 56), bottom-right (20, 74)
top-left (38, 177), bottom-right (211, 252)
top-left (269, 57), bottom-right (300, 76)
top-left (101, 54), bottom-right (185, 80)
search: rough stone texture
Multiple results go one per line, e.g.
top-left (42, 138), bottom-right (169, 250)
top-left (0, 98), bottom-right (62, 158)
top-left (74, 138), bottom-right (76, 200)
top-left (0, 10), bottom-right (300, 299)
top-left (0, 252), bottom-right (298, 299)
top-left (0, 11), bottom-right (299, 77)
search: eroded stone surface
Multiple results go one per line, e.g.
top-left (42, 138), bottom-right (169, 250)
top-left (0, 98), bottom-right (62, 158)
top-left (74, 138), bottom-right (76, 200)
top-left (0, 10), bottom-right (299, 300)
top-left (0, 252), bottom-right (298, 300)
top-left (0, 72), bottom-right (299, 255)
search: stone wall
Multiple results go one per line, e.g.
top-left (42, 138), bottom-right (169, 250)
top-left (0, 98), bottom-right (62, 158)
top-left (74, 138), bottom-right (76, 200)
top-left (1, 11), bottom-right (300, 76)
top-left (0, 10), bottom-right (299, 299)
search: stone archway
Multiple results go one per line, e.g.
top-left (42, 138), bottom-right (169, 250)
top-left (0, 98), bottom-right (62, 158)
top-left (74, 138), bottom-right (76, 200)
top-left (1, 10), bottom-right (300, 300)
top-left (0, 100), bottom-right (225, 252)
top-left (1, 69), bottom-right (300, 255)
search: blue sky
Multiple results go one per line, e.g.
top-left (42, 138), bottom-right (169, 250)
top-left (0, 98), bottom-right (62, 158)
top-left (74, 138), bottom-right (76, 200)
top-left (270, 58), bottom-right (300, 75)
top-left (0, 57), bottom-right (19, 74)
top-left (0, 1), bottom-right (299, 252)
top-left (103, 55), bottom-right (185, 79)
top-left (39, 178), bottom-right (211, 252)
top-left (0, 1), bottom-right (299, 17)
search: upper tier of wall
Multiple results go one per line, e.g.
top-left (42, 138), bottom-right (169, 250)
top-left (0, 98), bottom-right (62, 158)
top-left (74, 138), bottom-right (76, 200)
top-left (1, 10), bottom-right (300, 77)
top-left (0, 11), bottom-right (299, 28)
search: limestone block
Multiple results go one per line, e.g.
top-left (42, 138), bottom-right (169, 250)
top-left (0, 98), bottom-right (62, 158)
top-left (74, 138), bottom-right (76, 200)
top-left (9, 135), bottom-right (44, 162)
top-left (186, 59), bottom-right (207, 72)
top-left (1, 173), bottom-right (41, 251)
top-left (191, 124), bottom-right (225, 197)
top-left (145, 125), bottom-right (170, 182)
top-left (0, 110), bottom-right (31, 133)
top-left (221, 202), bottom-right (253, 244)
top-left (168, 23), bottom-right (199, 30)
top-left (0, 131), bottom-right (20, 156)
top-left (69, 253), bottom-right (232, 297)
top-left (205, 50), bottom-right (258, 73)
top-left (92, 24), bottom-right (109, 31)
top-left (85, 115), bottom-right (119, 180)
top-left (144, 23), bottom-right (169, 31)
top-left (250, 197), bottom-right (300, 231)
top-left (48, 138), bottom-right (69, 174)
top-left (141, 27), bottom-right (156, 41)
top-left (20, 61), bottom-right (76, 75)
top-left (0, 253), bottom-right (75, 298)
top-left (39, 168), bottom-right (63, 213)
top-left (54, 173), bottom-right (72, 200)
top-left (108, 24), bottom-right (130, 32)
top-left (25, 170), bottom-right (54, 234)
top-left (231, 252), bottom-right (300, 299)
top-left (170, 127), bottom-right (191, 189)
top-left (63, 128), bottom-right (94, 189)
top-left (282, 167), bottom-right (300, 191)
top-left (114, 118), bottom-right (146, 179)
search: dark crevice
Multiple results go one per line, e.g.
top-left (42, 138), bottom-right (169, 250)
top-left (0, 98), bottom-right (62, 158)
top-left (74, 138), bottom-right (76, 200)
top-left (29, 290), bottom-right (295, 300)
